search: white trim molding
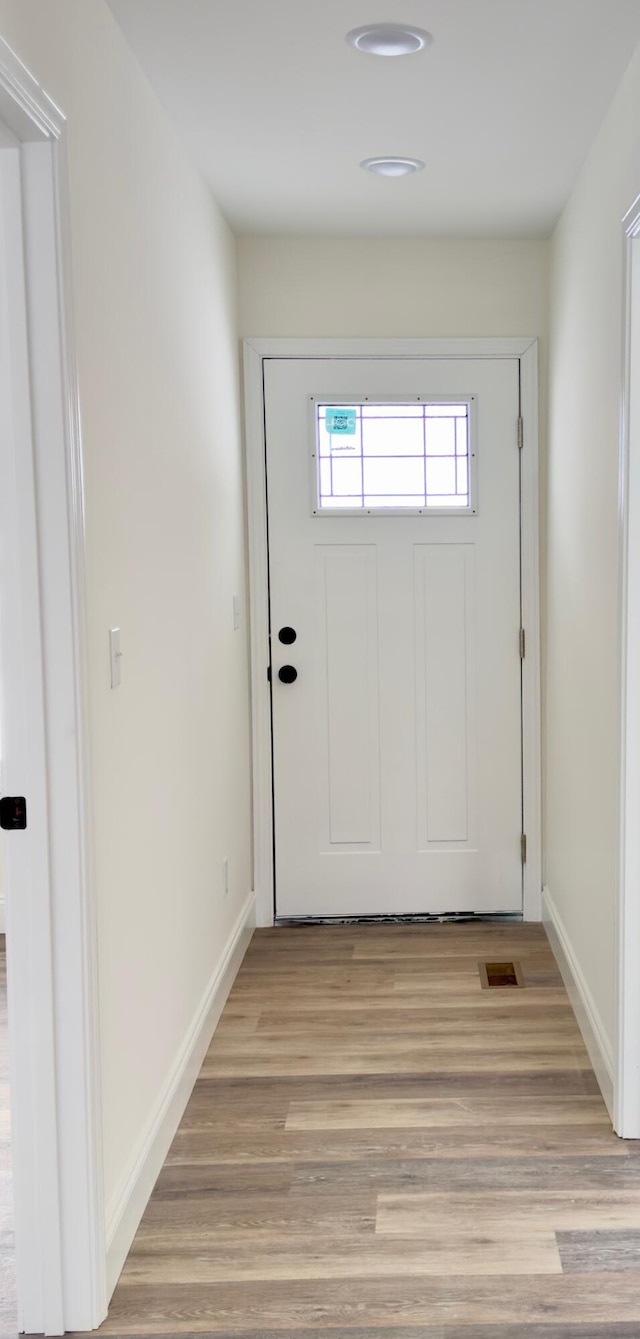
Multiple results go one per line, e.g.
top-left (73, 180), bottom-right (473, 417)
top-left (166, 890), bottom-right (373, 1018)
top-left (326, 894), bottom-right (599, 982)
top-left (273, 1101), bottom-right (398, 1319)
top-left (243, 337), bottom-right (542, 927)
top-left (0, 38), bottom-right (105, 1332)
top-left (244, 342), bottom-right (275, 927)
top-left (519, 343), bottom-right (543, 921)
top-left (543, 886), bottom-right (614, 1118)
top-left (616, 196), bottom-right (640, 1137)
top-left (105, 893), bottom-right (255, 1295)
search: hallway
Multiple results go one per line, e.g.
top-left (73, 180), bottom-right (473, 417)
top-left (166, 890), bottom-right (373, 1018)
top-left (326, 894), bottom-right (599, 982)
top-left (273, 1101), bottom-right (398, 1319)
top-left (94, 922), bottom-right (640, 1335)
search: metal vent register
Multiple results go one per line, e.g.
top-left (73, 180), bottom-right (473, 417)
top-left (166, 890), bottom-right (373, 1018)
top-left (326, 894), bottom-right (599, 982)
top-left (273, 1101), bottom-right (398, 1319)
top-left (479, 961), bottom-right (525, 989)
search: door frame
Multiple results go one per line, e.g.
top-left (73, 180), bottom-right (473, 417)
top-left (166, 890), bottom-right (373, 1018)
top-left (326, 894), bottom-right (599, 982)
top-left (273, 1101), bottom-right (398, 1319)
top-left (243, 337), bottom-right (541, 928)
top-left (616, 196), bottom-right (640, 1137)
top-left (0, 38), bottom-right (106, 1333)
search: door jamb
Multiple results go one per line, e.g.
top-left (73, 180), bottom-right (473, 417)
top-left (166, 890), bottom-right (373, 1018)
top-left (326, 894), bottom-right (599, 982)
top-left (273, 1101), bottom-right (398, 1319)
top-left (243, 337), bottom-right (541, 927)
top-left (0, 38), bottom-right (106, 1332)
top-left (616, 197), bottom-right (640, 1137)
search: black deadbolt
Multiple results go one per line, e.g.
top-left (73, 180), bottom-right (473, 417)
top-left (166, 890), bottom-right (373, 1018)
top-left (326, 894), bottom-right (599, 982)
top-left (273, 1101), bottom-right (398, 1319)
top-left (0, 796), bottom-right (27, 830)
top-left (278, 626), bottom-right (297, 645)
top-left (278, 665), bottom-right (298, 684)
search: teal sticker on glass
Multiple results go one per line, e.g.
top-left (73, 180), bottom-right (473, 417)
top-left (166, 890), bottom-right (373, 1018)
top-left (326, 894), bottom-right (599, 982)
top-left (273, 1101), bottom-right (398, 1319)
top-left (326, 407), bottom-right (356, 436)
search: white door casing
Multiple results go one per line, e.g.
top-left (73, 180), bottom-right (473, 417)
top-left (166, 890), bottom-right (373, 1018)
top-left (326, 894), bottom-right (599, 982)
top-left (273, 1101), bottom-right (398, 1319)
top-left (244, 339), bottom-right (541, 927)
top-left (617, 197), bottom-right (640, 1137)
top-left (0, 40), bottom-right (106, 1333)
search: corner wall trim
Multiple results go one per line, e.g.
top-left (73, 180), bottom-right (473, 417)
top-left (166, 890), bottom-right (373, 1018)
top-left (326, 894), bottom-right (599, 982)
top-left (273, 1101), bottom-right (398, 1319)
top-left (105, 892), bottom-right (256, 1296)
top-left (542, 886), bottom-right (614, 1117)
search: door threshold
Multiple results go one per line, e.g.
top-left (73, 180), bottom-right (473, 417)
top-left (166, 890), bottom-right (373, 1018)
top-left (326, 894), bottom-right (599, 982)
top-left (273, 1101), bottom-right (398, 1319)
top-left (275, 912), bottom-right (524, 926)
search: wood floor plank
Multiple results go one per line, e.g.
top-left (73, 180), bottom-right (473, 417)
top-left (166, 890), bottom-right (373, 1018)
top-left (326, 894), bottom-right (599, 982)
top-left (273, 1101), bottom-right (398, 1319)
top-left (443, 1329), bottom-right (640, 1338)
top-left (179, 1070), bottom-right (606, 1099)
top-left (119, 1232), bottom-right (563, 1282)
top-left (152, 1163), bottom-right (294, 1196)
top-left (290, 1154), bottom-right (640, 1192)
top-left (350, 942), bottom-right (557, 962)
top-left (164, 1125), bottom-right (630, 1165)
top-left (392, 975), bottom-right (564, 996)
top-left (256, 1006), bottom-right (578, 1034)
top-left (230, 988), bottom-right (575, 1011)
top-left (134, 1190), bottom-right (377, 1241)
top-left (253, 1031), bottom-right (587, 1054)
top-left (241, 945), bottom-right (360, 957)
top-left (556, 1228), bottom-right (640, 1272)
top-left (214, 1012), bottom-right (263, 1036)
top-left (233, 964), bottom-right (552, 988)
top-left (284, 1096), bottom-right (611, 1131)
top-left (376, 1189), bottom-right (640, 1234)
top-left (201, 1049), bottom-right (590, 1078)
top-left (207, 1033), bottom-right (589, 1058)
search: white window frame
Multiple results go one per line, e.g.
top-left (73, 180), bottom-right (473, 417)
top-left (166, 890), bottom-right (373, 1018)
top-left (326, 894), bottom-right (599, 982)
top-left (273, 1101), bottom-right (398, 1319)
top-left (0, 38), bottom-right (106, 1333)
top-left (310, 394), bottom-right (477, 517)
top-left (243, 337), bottom-right (541, 927)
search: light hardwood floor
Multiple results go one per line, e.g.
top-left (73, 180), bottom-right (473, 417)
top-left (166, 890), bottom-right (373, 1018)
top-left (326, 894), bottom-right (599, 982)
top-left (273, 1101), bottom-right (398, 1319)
top-left (98, 922), bottom-right (640, 1338)
top-left (5, 923), bottom-right (640, 1337)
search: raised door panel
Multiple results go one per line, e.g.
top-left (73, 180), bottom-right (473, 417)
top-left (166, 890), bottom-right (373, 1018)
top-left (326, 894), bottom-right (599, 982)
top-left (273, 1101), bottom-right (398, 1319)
top-left (415, 544), bottom-right (477, 850)
top-left (315, 546), bottom-right (381, 851)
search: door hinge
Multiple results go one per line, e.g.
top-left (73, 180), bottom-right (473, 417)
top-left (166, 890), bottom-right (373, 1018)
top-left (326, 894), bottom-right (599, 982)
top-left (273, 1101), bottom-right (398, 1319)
top-left (519, 627), bottom-right (526, 659)
top-left (521, 833), bottom-right (527, 864)
top-left (517, 416), bottom-right (524, 450)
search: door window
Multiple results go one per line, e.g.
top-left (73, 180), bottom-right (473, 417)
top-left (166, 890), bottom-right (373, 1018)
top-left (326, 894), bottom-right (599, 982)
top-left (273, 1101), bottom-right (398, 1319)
top-left (313, 398), bottom-right (475, 514)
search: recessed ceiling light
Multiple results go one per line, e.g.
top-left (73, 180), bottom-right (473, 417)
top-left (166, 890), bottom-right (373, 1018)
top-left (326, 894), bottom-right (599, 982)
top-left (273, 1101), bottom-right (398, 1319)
top-left (360, 156), bottom-right (425, 177)
top-left (346, 23), bottom-right (433, 57)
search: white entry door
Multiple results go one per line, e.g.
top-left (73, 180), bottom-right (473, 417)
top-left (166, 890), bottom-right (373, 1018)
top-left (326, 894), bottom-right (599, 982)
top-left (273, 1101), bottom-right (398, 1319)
top-left (264, 356), bottom-right (523, 918)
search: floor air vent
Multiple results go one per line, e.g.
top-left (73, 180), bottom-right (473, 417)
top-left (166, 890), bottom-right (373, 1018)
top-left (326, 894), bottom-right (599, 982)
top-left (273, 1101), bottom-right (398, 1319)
top-left (479, 960), bottom-right (525, 989)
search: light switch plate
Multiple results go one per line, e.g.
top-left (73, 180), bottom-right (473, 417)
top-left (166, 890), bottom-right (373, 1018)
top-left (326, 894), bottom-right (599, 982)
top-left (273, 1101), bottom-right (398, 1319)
top-left (109, 627), bottom-right (122, 689)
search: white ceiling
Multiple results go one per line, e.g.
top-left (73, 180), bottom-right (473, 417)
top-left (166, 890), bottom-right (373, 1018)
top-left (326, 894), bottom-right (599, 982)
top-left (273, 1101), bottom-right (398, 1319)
top-left (107, 0), bottom-right (640, 237)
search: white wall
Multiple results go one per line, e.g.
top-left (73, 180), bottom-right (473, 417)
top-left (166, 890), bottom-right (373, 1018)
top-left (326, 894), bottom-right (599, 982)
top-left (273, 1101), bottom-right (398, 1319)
top-left (0, 0), bottom-right (251, 1239)
top-left (545, 42), bottom-right (640, 1071)
top-left (239, 237), bottom-right (549, 339)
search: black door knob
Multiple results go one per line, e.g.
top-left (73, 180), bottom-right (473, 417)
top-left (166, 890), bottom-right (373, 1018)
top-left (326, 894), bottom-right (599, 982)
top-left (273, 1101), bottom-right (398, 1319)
top-left (278, 664), bottom-right (298, 684)
top-left (278, 626), bottom-right (297, 645)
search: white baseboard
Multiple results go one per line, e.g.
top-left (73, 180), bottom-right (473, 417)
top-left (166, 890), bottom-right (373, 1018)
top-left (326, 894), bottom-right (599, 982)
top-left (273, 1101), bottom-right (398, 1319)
top-left (105, 891), bottom-right (256, 1296)
top-left (0, 896), bottom-right (4, 934)
top-left (542, 885), bottom-right (614, 1117)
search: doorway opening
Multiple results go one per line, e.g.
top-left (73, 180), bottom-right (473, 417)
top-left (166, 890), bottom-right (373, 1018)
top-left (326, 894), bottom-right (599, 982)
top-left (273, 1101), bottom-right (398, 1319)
top-left (243, 339), bottom-right (541, 930)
